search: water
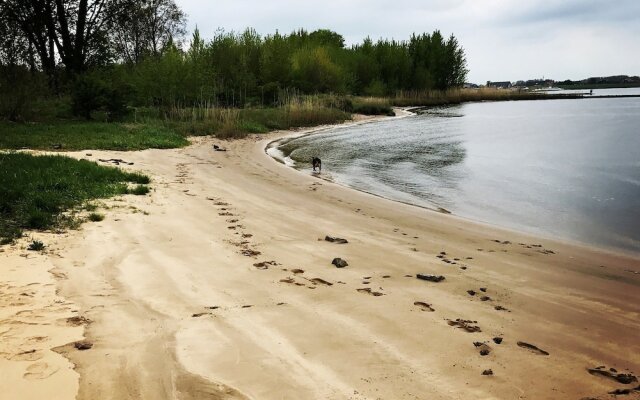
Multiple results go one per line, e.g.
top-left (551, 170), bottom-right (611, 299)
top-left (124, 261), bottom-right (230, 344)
top-left (275, 89), bottom-right (640, 255)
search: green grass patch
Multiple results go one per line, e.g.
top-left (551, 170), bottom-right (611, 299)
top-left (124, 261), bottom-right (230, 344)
top-left (125, 185), bottom-right (150, 195)
top-left (88, 212), bottom-right (105, 222)
top-left (27, 240), bottom-right (45, 251)
top-left (0, 152), bottom-right (151, 243)
top-left (0, 121), bottom-right (189, 151)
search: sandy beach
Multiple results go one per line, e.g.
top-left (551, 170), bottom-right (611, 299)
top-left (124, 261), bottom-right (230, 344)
top-left (1, 115), bottom-right (639, 400)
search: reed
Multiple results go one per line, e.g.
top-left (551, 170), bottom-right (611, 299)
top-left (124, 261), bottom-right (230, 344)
top-left (161, 96), bottom-right (350, 139)
top-left (391, 88), bottom-right (581, 107)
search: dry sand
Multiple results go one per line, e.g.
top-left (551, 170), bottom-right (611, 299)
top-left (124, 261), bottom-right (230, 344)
top-left (1, 115), bottom-right (639, 400)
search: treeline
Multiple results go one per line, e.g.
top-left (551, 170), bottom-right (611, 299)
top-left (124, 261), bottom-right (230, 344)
top-left (126, 28), bottom-right (468, 108)
top-left (0, 0), bottom-right (468, 121)
top-left (557, 75), bottom-right (640, 89)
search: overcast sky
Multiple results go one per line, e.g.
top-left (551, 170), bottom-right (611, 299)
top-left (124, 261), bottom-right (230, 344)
top-left (177, 0), bottom-right (640, 84)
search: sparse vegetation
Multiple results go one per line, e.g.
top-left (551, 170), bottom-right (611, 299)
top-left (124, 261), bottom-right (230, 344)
top-left (27, 240), bottom-right (45, 251)
top-left (126, 185), bottom-right (151, 196)
top-left (351, 97), bottom-right (395, 116)
top-left (88, 213), bottom-right (105, 222)
top-left (390, 88), bottom-right (582, 107)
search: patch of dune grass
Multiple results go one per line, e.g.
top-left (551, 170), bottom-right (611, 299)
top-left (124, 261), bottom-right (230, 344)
top-left (88, 212), bottom-right (105, 222)
top-left (125, 185), bottom-right (150, 195)
top-left (0, 152), bottom-right (150, 243)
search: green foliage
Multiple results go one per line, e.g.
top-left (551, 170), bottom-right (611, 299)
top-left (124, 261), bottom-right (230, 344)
top-left (0, 121), bottom-right (188, 151)
top-left (0, 66), bottom-right (49, 122)
top-left (352, 98), bottom-right (395, 116)
top-left (0, 153), bottom-right (151, 243)
top-left (116, 28), bottom-right (467, 109)
top-left (88, 213), bottom-right (105, 222)
top-left (27, 240), bottom-right (45, 251)
top-left (126, 185), bottom-right (150, 195)
top-left (71, 75), bottom-right (105, 119)
top-left (71, 72), bottom-right (133, 120)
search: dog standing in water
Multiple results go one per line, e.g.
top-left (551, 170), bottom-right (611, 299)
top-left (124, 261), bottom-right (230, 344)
top-left (312, 157), bottom-right (322, 173)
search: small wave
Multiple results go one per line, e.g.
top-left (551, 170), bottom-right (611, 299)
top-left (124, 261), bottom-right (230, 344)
top-left (265, 145), bottom-right (295, 166)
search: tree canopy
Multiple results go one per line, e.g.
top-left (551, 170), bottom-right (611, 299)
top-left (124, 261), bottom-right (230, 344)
top-left (0, 1), bottom-right (468, 118)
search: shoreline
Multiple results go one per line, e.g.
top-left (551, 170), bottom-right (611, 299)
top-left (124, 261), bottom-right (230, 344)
top-left (267, 112), bottom-right (640, 260)
top-left (0, 116), bottom-right (639, 399)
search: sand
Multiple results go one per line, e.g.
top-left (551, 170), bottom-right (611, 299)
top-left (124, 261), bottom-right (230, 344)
top-left (1, 115), bottom-right (639, 400)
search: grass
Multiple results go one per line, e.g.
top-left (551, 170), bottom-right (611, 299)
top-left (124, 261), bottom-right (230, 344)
top-left (125, 185), bottom-right (150, 195)
top-left (0, 152), bottom-right (151, 243)
top-left (27, 240), bottom-right (45, 251)
top-left (88, 212), bottom-right (105, 222)
top-left (351, 97), bottom-right (395, 116)
top-left (163, 100), bottom-right (351, 139)
top-left (0, 121), bottom-right (189, 151)
top-left (390, 88), bottom-right (584, 107)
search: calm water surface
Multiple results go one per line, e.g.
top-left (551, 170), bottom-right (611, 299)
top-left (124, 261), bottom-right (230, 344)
top-left (276, 89), bottom-right (640, 255)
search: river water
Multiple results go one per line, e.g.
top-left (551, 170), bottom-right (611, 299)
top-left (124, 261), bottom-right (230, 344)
top-left (274, 88), bottom-right (640, 255)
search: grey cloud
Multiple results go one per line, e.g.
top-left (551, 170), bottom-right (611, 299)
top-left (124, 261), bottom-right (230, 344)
top-left (503, 0), bottom-right (640, 25)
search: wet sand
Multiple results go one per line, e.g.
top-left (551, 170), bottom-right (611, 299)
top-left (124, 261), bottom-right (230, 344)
top-left (1, 116), bottom-right (639, 400)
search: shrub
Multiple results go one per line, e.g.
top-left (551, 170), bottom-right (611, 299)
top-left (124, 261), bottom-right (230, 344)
top-left (104, 84), bottom-right (132, 121)
top-left (88, 213), bottom-right (105, 222)
top-left (0, 66), bottom-right (49, 122)
top-left (27, 240), bottom-right (45, 251)
top-left (128, 185), bottom-right (150, 195)
top-left (71, 73), bottom-right (131, 120)
top-left (71, 74), bottom-right (105, 119)
top-left (352, 97), bottom-right (394, 116)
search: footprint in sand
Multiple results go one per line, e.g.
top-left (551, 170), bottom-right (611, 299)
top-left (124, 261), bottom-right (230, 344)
top-left (414, 302), bottom-right (435, 312)
top-left (310, 278), bottom-right (333, 286)
top-left (279, 278), bottom-right (305, 287)
top-left (357, 288), bottom-right (384, 296)
top-left (447, 319), bottom-right (482, 333)
top-left (9, 349), bottom-right (43, 361)
top-left (241, 249), bottom-right (261, 257)
top-left (24, 362), bottom-right (59, 380)
top-left (587, 367), bottom-right (637, 385)
top-left (253, 261), bottom-right (278, 270)
top-left (517, 341), bottom-right (549, 356)
top-left (25, 336), bottom-right (49, 344)
top-left (473, 342), bottom-right (492, 356)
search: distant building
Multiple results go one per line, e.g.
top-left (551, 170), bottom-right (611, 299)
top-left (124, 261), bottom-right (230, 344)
top-left (463, 83), bottom-right (479, 89)
top-left (525, 79), bottom-right (546, 87)
top-left (487, 81), bottom-right (512, 89)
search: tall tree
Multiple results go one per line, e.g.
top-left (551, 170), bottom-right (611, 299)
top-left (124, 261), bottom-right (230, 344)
top-left (0, 0), bottom-right (185, 75)
top-left (110, 0), bottom-right (186, 63)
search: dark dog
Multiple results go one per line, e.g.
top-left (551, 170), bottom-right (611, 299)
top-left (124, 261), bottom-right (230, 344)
top-left (312, 157), bottom-right (322, 172)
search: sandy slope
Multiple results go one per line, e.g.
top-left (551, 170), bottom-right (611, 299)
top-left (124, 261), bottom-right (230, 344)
top-left (1, 116), bottom-right (639, 400)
